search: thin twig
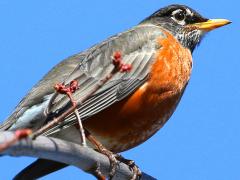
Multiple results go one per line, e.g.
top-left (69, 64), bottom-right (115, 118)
top-left (31, 104), bottom-right (77, 138)
top-left (74, 109), bottom-right (86, 147)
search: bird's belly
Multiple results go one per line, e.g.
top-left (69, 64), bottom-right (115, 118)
top-left (83, 86), bottom-right (183, 153)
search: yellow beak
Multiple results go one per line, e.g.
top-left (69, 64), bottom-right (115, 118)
top-left (192, 19), bottom-right (231, 31)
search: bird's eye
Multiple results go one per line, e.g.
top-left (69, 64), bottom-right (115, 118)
top-left (174, 11), bottom-right (186, 21)
top-left (171, 10), bottom-right (186, 24)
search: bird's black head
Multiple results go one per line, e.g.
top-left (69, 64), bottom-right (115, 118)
top-left (141, 4), bottom-right (231, 52)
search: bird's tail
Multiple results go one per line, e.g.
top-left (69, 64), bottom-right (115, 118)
top-left (0, 112), bottom-right (18, 131)
top-left (0, 117), bottom-right (12, 131)
top-left (13, 159), bottom-right (68, 180)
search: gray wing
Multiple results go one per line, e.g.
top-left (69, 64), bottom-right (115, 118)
top-left (45, 24), bottom-right (165, 135)
top-left (0, 53), bottom-right (87, 130)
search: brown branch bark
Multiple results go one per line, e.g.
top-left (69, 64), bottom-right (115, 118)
top-left (0, 131), bottom-right (156, 180)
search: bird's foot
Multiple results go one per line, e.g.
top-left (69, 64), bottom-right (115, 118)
top-left (115, 154), bottom-right (142, 180)
top-left (85, 129), bottom-right (119, 179)
top-left (98, 148), bottom-right (119, 179)
top-left (86, 162), bottom-right (106, 180)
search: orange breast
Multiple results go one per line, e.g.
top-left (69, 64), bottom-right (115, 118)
top-left (83, 30), bottom-right (192, 152)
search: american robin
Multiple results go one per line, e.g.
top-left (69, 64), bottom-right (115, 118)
top-left (0, 4), bottom-right (230, 179)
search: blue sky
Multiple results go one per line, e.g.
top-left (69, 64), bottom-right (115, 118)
top-left (0, 0), bottom-right (238, 179)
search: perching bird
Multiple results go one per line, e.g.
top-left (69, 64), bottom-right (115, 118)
top-left (0, 4), bottom-right (230, 179)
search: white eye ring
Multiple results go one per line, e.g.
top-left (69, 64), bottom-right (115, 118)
top-left (171, 9), bottom-right (186, 25)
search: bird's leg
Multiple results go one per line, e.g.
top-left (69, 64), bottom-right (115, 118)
top-left (85, 128), bottom-right (142, 180)
top-left (86, 161), bottom-right (106, 180)
top-left (84, 129), bottom-right (119, 179)
top-left (115, 154), bottom-right (142, 180)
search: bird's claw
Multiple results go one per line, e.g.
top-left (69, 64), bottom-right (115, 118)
top-left (129, 161), bottom-right (142, 180)
top-left (115, 155), bottom-right (142, 180)
top-left (100, 148), bottom-right (119, 179)
top-left (100, 150), bottom-right (142, 180)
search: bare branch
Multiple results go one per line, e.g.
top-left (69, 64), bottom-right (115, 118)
top-left (0, 131), bottom-right (156, 180)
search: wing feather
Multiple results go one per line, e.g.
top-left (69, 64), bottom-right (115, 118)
top-left (1, 24), bottom-right (166, 133)
top-left (44, 24), bottom-right (165, 135)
